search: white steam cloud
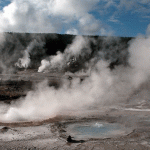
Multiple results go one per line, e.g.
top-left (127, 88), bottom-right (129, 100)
top-left (1, 34), bottom-right (150, 122)
top-left (38, 60), bottom-right (50, 73)
top-left (0, 0), bottom-right (149, 124)
top-left (38, 36), bottom-right (92, 72)
top-left (1, 60), bottom-right (116, 122)
top-left (128, 36), bottom-right (150, 88)
top-left (15, 39), bottom-right (44, 69)
top-left (15, 50), bottom-right (31, 69)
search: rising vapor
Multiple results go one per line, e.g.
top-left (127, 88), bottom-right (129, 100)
top-left (0, 34), bottom-right (150, 122)
top-left (0, 0), bottom-right (149, 124)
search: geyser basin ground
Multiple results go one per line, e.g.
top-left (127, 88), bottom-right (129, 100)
top-left (66, 121), bottom-right (131, 139)
top-left (0, 108), bottom-right (150, 149)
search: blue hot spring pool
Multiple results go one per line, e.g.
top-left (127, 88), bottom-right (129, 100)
top-left (67, 122), bottom-right (131, 139)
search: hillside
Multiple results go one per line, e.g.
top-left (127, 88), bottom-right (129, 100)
top-left (0, 32), bottom-right (133, 73)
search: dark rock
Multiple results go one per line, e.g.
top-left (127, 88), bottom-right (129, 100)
top-left (67, 135), bottom-right (85, 143)
top-left (1, 126), bottom-right (10, 133)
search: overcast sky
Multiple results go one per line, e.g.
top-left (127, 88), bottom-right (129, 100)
top-left (0, 0), bottom-right (150, 37)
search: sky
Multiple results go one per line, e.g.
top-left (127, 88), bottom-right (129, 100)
top-left (0, 0), bottom-right (150, 37)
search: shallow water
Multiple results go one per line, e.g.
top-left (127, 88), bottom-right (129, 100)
top-left (67, 122), bottom-right (130, 139)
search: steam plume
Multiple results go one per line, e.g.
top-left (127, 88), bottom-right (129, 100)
top-left (38, 36), bottom-right (92, 72)
top-left (0, 34), bottom-right (150, 123)
top-left (15, 39), bottom-right (45, 69)
top-left (129, 36), bottom-right (150, 88)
